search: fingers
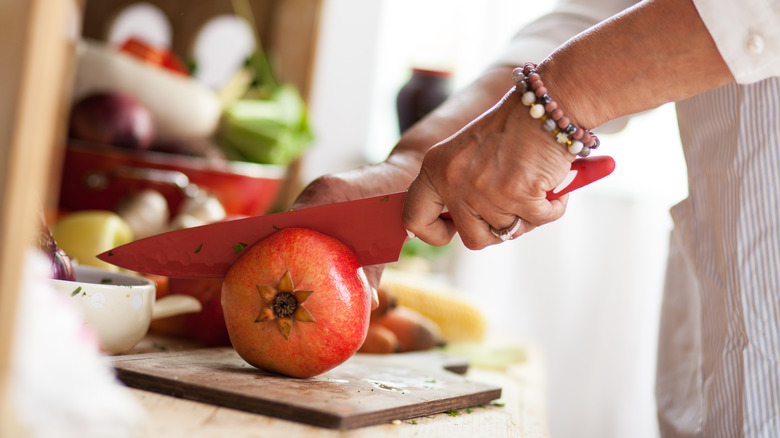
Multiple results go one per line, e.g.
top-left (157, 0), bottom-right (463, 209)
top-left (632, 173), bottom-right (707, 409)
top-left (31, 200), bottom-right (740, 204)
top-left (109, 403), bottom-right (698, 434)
top-left (404, 170), bottom-right (570, 250)
top-left (363, 264), bottom-right (385, 310)
top-left (402, 172), bottom-right (457, 247)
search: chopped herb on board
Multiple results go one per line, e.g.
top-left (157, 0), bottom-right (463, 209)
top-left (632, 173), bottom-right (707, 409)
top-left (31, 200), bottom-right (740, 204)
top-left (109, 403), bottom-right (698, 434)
top-left (71, 287), bottom-right (82, 297)
top-left (444, 409), bottom-right (461, 417)
top-left (195, 243), bottom-right (203, 253)
top-left (233, 242), bottom-right (248, 254)
top-left (492, 402), bottom-right (506, 408)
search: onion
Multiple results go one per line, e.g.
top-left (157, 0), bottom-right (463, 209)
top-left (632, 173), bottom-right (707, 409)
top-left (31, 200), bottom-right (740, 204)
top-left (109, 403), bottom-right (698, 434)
top-left (38, 212), bottom-right (76, 281)
top-left (68, 91), bottom-right (155, 150)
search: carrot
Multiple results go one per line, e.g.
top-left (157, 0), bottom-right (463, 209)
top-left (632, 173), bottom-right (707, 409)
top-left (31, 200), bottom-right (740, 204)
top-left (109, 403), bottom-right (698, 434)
top-left (358, 324), bottom-right (401, 354)
top-left (377, 306), bottom-right (445, 352)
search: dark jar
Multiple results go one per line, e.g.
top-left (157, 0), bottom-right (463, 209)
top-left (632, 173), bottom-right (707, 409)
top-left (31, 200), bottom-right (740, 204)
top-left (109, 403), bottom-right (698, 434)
top-left (396, 68), bottom-right (452, 133)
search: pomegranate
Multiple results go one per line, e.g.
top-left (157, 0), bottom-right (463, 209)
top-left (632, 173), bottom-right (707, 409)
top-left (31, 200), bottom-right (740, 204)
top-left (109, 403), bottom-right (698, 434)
top-left (221, 228), bottom-right (372, 378)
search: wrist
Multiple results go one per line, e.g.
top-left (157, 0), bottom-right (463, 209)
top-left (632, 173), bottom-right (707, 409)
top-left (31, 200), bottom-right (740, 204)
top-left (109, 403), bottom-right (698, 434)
top-left (536, 59), bottom-right (603, 131)
top-left (511, 63), bottom-right (601, 157)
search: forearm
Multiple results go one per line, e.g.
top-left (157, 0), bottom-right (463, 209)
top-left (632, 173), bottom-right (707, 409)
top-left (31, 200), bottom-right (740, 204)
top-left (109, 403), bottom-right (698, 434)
top-left (539, 0), bottom-right (733, 129)
top-left (293, 67), bottom-right (517, 207)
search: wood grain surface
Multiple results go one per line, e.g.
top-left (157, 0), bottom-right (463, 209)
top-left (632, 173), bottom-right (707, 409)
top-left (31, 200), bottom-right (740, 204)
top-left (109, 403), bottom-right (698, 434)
top-left (113, 348), bottom-right (502, 429)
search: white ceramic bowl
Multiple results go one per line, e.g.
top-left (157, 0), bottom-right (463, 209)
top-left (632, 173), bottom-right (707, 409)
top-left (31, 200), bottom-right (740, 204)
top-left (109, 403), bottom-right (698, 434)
top-left (50, 265), bottom-right (201, 354)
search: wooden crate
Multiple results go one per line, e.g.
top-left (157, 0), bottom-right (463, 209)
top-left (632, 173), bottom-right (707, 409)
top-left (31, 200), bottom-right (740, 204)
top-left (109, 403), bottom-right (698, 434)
top-left (80, 0), bottom-right (322, 100)
top-left (0, 1), bottom-right (322, 436)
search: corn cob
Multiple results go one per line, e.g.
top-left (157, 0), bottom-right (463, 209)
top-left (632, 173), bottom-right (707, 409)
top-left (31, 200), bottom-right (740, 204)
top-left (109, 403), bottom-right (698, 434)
top-left (380, 269), bottom-right (487, 343)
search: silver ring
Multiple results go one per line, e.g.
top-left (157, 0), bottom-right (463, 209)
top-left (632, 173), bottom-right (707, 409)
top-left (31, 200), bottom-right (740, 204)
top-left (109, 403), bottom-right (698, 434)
top-left (489, 216), bottom-right (523, 242)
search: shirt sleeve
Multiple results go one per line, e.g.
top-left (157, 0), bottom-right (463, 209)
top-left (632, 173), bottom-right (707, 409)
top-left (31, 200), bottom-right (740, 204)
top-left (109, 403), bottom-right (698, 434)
top-left (492, 0), bottom-right (639, 67)
top-left (692, 0), bottom-right (780, 83)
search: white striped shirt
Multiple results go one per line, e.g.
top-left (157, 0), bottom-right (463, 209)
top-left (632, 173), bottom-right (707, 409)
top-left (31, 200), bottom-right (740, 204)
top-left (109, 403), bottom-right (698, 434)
top-left (660, 78), bottom-right (780, 437)
top-left (496, 0), bottom-right (780, 435)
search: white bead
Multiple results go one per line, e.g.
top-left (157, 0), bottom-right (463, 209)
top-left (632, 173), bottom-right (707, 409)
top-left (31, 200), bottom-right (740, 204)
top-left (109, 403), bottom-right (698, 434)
top-left (529, 104), bottom-right (545, 119)
top-left (568, 140), bottom-right (584, 155)
top-left (521, 91), bottom-right (536, 106)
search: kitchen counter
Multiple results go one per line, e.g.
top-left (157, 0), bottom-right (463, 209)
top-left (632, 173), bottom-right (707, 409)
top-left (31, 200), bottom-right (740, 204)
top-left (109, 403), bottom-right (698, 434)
top-left (122, 335), bottom-right (549, 437)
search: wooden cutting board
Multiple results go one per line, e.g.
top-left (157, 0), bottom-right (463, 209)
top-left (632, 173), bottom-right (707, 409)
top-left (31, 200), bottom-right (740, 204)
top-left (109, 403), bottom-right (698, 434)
top-left (112, 348), bottom-right (502, 430)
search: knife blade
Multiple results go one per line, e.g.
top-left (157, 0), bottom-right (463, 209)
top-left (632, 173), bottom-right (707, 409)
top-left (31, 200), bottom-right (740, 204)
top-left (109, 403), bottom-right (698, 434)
top-left (97, 155), bottom-right (615, 277)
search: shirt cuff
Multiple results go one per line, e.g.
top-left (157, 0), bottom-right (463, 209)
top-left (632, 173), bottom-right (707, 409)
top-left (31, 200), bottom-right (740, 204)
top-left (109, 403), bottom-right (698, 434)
top-left (692, 0), bottom-right (780, 83)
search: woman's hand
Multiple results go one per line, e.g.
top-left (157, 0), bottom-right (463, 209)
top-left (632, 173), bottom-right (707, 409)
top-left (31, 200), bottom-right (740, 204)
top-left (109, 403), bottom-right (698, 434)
top-left (289, 154), bottom-right (423, 297)
top-left (403, 88), bottom-right (574, 249)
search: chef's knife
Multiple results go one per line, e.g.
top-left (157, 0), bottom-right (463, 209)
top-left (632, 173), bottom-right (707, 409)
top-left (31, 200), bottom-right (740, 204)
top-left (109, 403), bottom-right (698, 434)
top-left (97, 155), bottom-right (615, 277)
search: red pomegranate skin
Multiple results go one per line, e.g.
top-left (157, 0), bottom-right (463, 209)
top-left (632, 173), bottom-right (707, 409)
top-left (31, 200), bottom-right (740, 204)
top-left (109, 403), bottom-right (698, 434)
top-left (221, 228), bottom-right (372, 378)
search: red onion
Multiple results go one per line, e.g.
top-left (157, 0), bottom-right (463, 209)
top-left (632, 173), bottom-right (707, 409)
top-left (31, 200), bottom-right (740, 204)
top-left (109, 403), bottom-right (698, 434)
top-left (68, 92), bottom-right (155, 150)
top-left (38, 212), bottom-right (75, 281)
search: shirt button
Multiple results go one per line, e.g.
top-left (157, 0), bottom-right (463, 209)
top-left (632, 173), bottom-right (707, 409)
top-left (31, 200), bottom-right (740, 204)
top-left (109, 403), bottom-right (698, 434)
top-left (746, 33), bottom-right (765, 55)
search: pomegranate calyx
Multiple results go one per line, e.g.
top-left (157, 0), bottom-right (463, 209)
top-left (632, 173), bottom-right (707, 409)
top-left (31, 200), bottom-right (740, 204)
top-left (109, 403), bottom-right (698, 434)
top-left (254, 270), bottom-right (315, 339)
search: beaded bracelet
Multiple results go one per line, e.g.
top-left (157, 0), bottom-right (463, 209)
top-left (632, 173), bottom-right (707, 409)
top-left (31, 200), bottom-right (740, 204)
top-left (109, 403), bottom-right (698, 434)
top-left (512, 62), bottom-right (599, 157)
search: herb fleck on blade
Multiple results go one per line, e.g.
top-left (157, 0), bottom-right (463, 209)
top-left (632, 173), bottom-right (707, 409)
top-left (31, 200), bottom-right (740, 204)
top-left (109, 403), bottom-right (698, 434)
top-left (233, 242), bottom-right (248, 254)
top-left (195, 243), bottom-right (203, 253)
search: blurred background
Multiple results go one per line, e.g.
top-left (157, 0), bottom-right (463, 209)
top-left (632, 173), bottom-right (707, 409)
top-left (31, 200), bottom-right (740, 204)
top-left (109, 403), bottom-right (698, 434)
top-left (7, 0), bottom-right (689, 436)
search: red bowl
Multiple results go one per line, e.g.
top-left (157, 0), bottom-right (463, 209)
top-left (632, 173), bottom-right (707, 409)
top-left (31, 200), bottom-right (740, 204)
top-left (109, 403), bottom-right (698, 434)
top-left (58, 141), bottom-right (286, 217)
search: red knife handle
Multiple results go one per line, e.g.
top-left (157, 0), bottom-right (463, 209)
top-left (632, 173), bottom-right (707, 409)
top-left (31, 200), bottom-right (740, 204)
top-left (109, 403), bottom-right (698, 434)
top-left (546, 155), bottom-right (615, 200)
top-left (438, 155), bottom-right (614, 219)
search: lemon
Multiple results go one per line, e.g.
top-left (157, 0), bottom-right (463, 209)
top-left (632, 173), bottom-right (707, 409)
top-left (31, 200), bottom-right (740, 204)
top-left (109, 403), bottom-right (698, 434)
top-left (52, 210), bottom-right (134, 271)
